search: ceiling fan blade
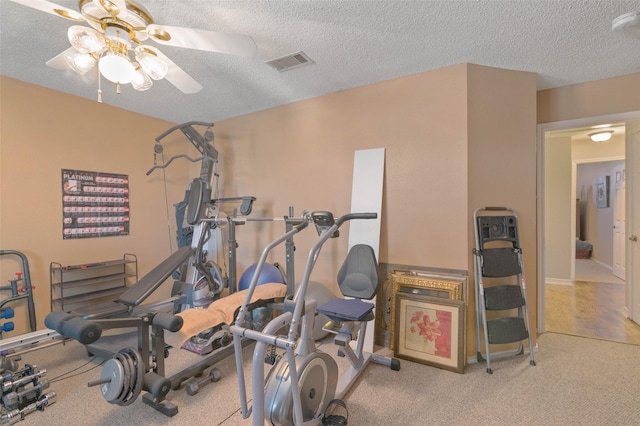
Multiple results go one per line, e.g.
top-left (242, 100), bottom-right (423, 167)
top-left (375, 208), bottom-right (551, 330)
top-left (46, 48), bottom-right (98, 84)
top-left (46, 48), bottom-right (76, 70)
top-left (9, 0), bottom-right (84, 21)
top-left (144, 46), bottom-right (203, 94)
top-left (146, 24), bottom-right (256, 57)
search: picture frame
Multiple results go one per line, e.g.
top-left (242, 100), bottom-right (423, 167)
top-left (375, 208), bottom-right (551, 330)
top-left (388, 273), bottom-right (464, 351)
top-left (596, 175), bottom-right (610, 208)
top-left (393, 293), bottom-right (465, 373)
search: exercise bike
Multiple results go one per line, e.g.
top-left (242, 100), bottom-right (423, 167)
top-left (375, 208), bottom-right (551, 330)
top-left (231, 211), bottom-right (400, 425)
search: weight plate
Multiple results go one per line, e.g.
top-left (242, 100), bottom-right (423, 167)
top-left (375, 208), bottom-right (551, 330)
top-left (115, 352), bottom-right (133, 405)
top-left (99, 359), bottom-right (125, 403)
top-left (119, 348), bottom-right (144, 406)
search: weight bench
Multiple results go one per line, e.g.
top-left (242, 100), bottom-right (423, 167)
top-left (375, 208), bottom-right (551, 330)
top-left (72, 246), bottom-right (194, 319)
top-left (43, 282), bottom-right (288, 417)
top-left (164, 283), bottom-right (287, 349)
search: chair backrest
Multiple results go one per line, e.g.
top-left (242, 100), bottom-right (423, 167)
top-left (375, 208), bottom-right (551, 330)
top-left (337, 244), bottom-right (379, 300)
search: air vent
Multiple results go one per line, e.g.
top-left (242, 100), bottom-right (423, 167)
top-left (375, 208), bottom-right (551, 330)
top-left (265, 51), bottom-right (314, 72)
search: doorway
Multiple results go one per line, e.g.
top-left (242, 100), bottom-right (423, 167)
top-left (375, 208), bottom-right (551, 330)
top-left (538, 113), bottom-right (640, 345)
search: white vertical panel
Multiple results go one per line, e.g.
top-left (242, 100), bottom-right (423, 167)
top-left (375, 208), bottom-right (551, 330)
top-left (348, 148), bottom-right (385, 351)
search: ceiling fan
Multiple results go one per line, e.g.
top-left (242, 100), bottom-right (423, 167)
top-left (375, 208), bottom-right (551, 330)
top-left (9, 0), bottom-right (257, 95)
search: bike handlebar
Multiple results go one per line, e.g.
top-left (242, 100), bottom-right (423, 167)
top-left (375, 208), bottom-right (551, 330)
top-left (335, 212), bottom-right (377, 227)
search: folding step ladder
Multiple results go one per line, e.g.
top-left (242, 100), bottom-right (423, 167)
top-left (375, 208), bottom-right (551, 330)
top-left (472, 207), bottom-right (536, 374)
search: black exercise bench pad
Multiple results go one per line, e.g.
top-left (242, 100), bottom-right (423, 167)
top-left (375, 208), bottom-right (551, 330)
top-left (118, 246), bottom-right (194, 307)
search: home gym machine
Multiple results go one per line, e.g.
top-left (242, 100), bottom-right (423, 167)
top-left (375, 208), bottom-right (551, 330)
top-left (40, 119), bottom-right (308, 416)
top-left (42, 205), bottom-right (304, 417)
top-left (231, 210), bottom-right (400, 426)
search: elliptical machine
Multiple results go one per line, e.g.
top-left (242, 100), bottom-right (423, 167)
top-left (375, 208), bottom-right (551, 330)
top-left (231, 211), bottom-right (400, 425)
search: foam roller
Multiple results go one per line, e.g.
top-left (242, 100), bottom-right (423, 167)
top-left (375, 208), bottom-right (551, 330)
top-left (44, 311), bottom-right (74, 331)
top-left (60, 317), bottom-right (102, 344)
top-left (143, 371), bottom-right (171, 399)
top-left (152, 312), bottom-right (183, 332)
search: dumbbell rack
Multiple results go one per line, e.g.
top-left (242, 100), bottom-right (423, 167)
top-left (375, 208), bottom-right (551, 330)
top-left (0, 356), bottom-right (56, 424)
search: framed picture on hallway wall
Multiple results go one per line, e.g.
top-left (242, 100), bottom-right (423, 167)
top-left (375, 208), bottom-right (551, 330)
top-left (596, 175), bottom-right (610, 208)
top-left (393, 293), bottom-right (465, 373)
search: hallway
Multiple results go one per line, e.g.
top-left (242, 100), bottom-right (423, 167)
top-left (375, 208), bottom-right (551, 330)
top-left (545, 259), bottom-right (640, 345)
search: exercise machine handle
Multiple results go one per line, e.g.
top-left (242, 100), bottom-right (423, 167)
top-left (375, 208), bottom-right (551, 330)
top-left (145, 154), bottom-right (217, 176)
top-left (154, 121), bottom-right (214, 143)
top-left (335, 212), bottom-right (377, 227)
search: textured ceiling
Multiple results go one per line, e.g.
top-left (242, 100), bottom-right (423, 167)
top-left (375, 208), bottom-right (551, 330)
top-left (2, 0), bottom-right (640, 124)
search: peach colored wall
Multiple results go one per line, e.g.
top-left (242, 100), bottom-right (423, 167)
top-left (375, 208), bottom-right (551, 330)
top-left (467, 64), bottom-right (538, 351)
top-left (213, 64), bottom-right (470, 293)
top-left (0, 76), bottom-right (188, 333)
top-left (537, 72), bottom-right (640, 124)
top-left (214, 63), bottom-right (538, 356)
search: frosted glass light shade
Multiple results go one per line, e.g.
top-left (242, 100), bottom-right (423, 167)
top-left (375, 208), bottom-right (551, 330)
top-left (68, 25), bottom-right (105, 54)
top-left (99, 52), bottom-right (135, 83)
top-left (135, 47), bottom-right (168, 80)
top-left (131, 66), bottom-right (153, 91)
top-left (64, 50), bottom-right (97, 75)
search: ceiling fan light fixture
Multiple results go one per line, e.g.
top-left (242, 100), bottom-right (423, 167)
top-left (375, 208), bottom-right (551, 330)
top-left (99, 50), bottom-right (135, 83)
top-left (64, 50), bottom-right (97, 75)
top-left (589, 130), bottom-right (614, 142)
top-left (135, 47), bottom-right (168, 80)
top-left (104, 25), bottom-right (132, 47)
top-left (68, 26), bottom-right (106, 54)
top-left (131, 65), bottom-right (153, 91)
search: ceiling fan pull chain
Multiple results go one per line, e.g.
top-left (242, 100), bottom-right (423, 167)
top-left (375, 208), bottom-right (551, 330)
top-left (97, 66), bottom-right (103, 103)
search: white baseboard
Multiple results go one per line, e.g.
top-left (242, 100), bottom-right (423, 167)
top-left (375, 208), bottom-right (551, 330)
top-left (545, 278), bottom-right (573, 286)
top-left (589, 257), bottom-right (613, 272)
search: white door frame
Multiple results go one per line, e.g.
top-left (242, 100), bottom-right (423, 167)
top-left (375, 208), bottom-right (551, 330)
top-left (613, 162), bottom-right (626, 280)
top-left (627, 121), bottom-right (640, 324)
top-left (537, 110), bottom-right (640, 333)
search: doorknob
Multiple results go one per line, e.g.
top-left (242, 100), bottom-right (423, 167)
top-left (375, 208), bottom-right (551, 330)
top-left (630, 235), bottom-right (638, 242)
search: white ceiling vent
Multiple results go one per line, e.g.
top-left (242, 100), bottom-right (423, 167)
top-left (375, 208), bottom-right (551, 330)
top-left (266, 51), bottom-right (314, 72)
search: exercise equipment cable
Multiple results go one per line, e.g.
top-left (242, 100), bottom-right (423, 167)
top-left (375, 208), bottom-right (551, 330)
top-left (154, 147), bottom-right (174, 254)
top-left (49, 357), bottom-right (105, 384)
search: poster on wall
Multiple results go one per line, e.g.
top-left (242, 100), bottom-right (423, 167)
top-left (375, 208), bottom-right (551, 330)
top-left (61, 169), bottom-right (130, 239)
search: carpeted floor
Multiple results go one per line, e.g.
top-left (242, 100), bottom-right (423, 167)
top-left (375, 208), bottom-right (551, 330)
top-left (11, 331), bottom-right (640, 425)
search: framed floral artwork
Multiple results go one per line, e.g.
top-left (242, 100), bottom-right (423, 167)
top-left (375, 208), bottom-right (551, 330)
top-left (388, 272), bottom-right (464, 351)
top-left (393, 293), bottom-right (465, 373)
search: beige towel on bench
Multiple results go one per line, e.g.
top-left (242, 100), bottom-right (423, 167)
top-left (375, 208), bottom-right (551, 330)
top-left (165, 283), bottom-right (287, 348)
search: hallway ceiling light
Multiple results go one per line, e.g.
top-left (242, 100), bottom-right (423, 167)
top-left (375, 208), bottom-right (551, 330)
top-left (589, 130), bottom-right (614, 142)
